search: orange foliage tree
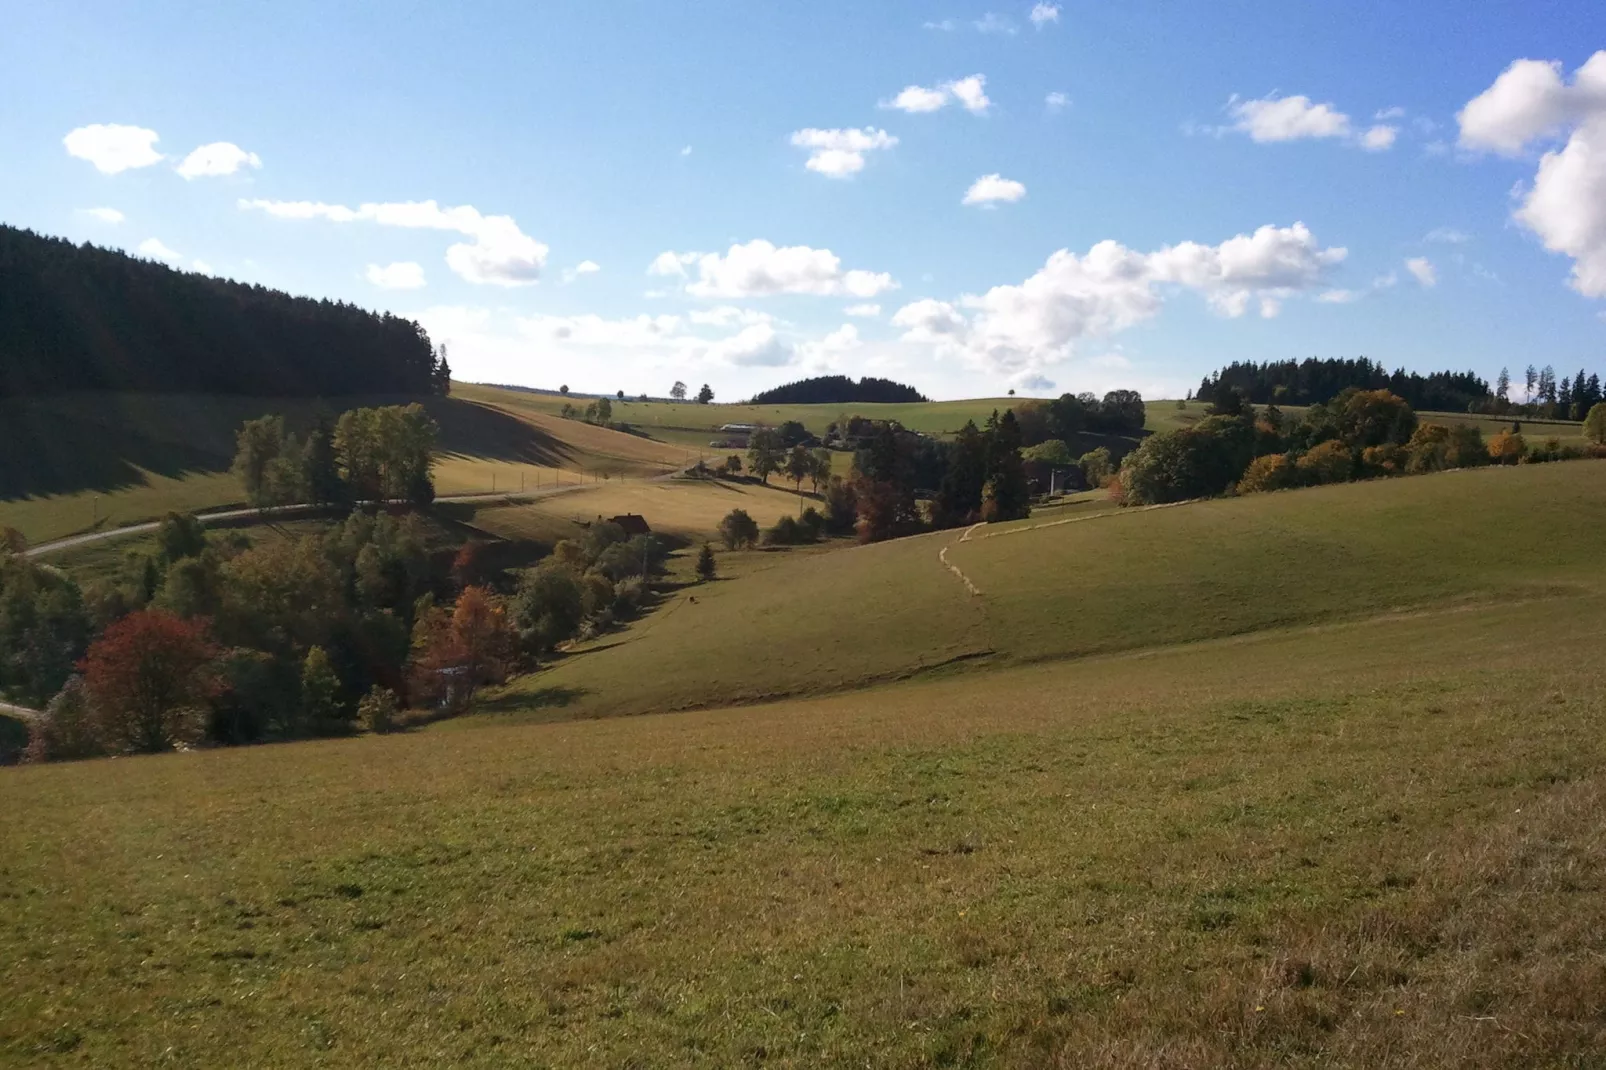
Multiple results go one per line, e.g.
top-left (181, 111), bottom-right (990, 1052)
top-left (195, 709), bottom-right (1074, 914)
top-left (408, 586), bottom-right (516, 715)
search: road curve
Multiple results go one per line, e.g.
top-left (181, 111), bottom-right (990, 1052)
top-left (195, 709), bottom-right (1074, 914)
top-left (22, 468), bottom-right (691, 559)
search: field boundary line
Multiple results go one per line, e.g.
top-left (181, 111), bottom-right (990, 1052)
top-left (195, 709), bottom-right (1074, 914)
top-left (971, 497), bottom-right (1205, 541)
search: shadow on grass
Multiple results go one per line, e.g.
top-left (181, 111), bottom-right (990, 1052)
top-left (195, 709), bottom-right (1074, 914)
top-left (472, 685), bottom-right (589, 716)
top-left (0, 395), bottom-right (577, 502)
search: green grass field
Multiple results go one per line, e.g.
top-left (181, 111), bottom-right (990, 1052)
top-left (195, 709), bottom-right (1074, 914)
top-left (0, 391), bottom-right (692, 546)
top-left (488, 461), bottom-right (1606, 721)
top-left (5, 581), bottom-right (1604, 1066)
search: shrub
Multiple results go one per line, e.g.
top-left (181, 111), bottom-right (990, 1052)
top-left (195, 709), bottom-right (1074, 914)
top-left (612, 576), bottom-right (647, 616)
top-left (1487, 430), bottom-right (1526, 465)
top-left (1296, 440), bottom-right (1354, 486)
top-left (764, 514), bottom-right (812, 546)
top-left (1236, 453), bottom-right (1298, 494)
top-left (1360, 443), bottom-right (1408, 476)
top-left (357, 686), bottom-right (400, 734)
top-left (511, 562), bottom-right (585, 653)
top-left (1079, 447), bottom-right (1114, 488)
top-left (718, 509), bottom-right (761, 550)
top-left (1585, 402), bottom-right (1606, 445)
top-left (23, 677), bottom-right (105, 763)
top-left (301, 645), bottom-right (347, 736)
top-left (823, 478), bottom-right (859, 535)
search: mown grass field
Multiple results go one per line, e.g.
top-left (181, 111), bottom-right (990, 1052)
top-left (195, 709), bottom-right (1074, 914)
top-left (0, 391), bottom-right (690, 546)
top-left (493, 461), bottom-right (1606, 721)
top-left (5, 587), bottom-right (1605, 1067)
top-left (469, 475), bottom-right (820, 542)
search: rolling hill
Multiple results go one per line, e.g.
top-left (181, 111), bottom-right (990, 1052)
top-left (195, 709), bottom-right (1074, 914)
top-left (6, 460), bottom-right (1606, 1066)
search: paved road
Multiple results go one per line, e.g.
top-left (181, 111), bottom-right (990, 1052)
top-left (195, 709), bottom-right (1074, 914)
top-left (23, 468), bottom-right (689, 558)
top-left (0, 700), bottom-right (40, 722)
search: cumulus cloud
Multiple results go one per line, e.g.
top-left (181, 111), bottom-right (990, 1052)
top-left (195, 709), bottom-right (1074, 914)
top-left (521, 313), bottom-right (684, 348)
top-left (1359, 125), bottom-right (1398, 151)
top-left (1425, 227), bottom-right (1471, 244)
top-left (366, 261), bottom-right (426, 290)
top-left (1230, 94), bottom-right (1353, 142)
top-left (240, 198), bottom-right (548, 286)
top-left (561, 260), bottom-right (601, 283)
top-left (800, 324), bottom-right (862, 370)
top-left (707, 322), bottom-right (796, 367)
top-left (81, 207), bottom-right (125, 223)
top-left (789, 127), bottom-right (898, 176)
top-left (883, 75), bottom-right (991, 116)
top-left (656, 239), bottom-right (897, 298)
top-left (844, 303), bottom-right (882, 317)
top-left (1223, 94), bottom-right (1402, 151)
top-left (1459, 52), bottom-right (1606, 296)
top-left (687, 306), bottom-right (774, 327)
top-left (137, 237), bottom-right (183, 261)
top-left (176, 142), bottom-right (262, 179)
top-left (974, 12), bottom-right (1016, 34)
top-left (963, 174), bottom-right (1027, 206)
top-left (64, 124), bottom-right (163, 174)
top-left (1405, 257), bottom-right (1437, 287)
top-left (892, 222), bottom-right (1345, 381)
top-left (1029, 3), bottom-right (1060, 28)
top-left (1045, 92), bottom-right (1070, 113)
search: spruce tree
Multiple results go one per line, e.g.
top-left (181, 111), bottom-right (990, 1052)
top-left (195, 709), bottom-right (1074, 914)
top-left (696, 543), bottom-right (717, 582)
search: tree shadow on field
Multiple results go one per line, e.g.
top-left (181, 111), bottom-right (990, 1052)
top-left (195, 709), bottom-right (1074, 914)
top-left (474, 685), bottom-right (588, 716)
top-left (0, 395), bottom-right (570, 502)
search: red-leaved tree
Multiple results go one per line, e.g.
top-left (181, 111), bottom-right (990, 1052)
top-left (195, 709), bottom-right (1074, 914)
top-left (82, 609), bottom-right (220, 753)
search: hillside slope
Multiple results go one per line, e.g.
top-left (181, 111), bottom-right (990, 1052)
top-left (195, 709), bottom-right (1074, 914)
top-left (0, 392), bottom-right (690, 544)
top-left (491, 461), bottom-right (1606, 720)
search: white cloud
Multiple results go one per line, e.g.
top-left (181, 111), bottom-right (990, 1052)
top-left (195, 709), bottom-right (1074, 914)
top-left (884, 75), bottom-right (991, 116)
top-left (521, 313), bottom-right (684, 348)
top-left (687, 306), bottom-right (774, 327)
top-left (893, 222), bottom-right (1345, 381)
top-left (1045, 92), bottom-right (1070, 113)
top-left (1317, 288), bottom-right (1364, 304)
top-left (240, 198), bottom-right (548, 286)
top-left (844, 303), bottom-right (882, 317)
top-left (1029, 3), bottom-right (1060, 28)
top-left (974, 12), bottom-right (1016, 34)
top-left (923, 18), bottom-right (957, 31)
top-left (1459, 52), bottom-right (1606, 296)
top-left (800, 324), bottom-right (862, 370)
top-left (81, 207), bottom-right (124, 224)
top-left (366, 261), bottom-right (426, 290)
top-left (176, 142), bottom-right (262, 179)
top-left (963, 173), bottom-right (1027, 206)
top-left (1405, 257), bottom-right (1438, 287)
top-left (1360, 125), bottom-right (1398, 151)
top-left (707, 322), bottom-right (796, 367)
top-left (1230, 94), bottom-right (1352, 142)
top-left (192, 259), bottom-right (214, 275)
top-left (648, 251), bottom-right (700, 276)
top-left (789, 127), bottom-right (898, 176)
top-left (664, 239), bottom-right (898, 298)
top-left (1425, 227), bottom-right (1471, 244)
top-left (561, 260), bottom-right (601, 283)
top-left (63, 124), bottom-right (163, 174)
top-left (1375, 106), bottom-right (1407, 121)
top-left (680, 145), bottom-right (692, 157)
top-left (137, 238), bottom-right (183, 261)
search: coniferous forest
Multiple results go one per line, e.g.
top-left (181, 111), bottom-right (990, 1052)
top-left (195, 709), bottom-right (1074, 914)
top-left (747, 375), bottom-right (929, 405)
top-left (0, 226), bottom-right (448, 398)
top-left (1195, 357), bottom-right (1489, 413)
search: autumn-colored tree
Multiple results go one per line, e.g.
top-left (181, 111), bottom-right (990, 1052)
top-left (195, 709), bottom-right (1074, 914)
top-left (1487, 430), bottom-right (1527, 465)
top-left (23, 676), bottom-right (105, 763)
top-left (1584, 402), bottom-right (1606, 446)
top-left (357, 686), bottom-right (400, 734)
top-left (409, 587), bottom-right (515, 716)
top-left (81, 609), bottom-right (219, 753)
top-left (1295, 440), bottom-right (1354, 486)
top-left (1236, 453), bottom-right (1298, 494)
top-left (1360, 443), bottom-right (1408, 476)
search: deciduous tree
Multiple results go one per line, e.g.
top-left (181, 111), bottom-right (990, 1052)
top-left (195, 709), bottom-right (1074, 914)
top-left (82, 609), bottom-right (219, 753)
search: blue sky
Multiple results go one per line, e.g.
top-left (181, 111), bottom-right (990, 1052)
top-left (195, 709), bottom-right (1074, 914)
top-left (4, 1), bottom-right (1604, 400)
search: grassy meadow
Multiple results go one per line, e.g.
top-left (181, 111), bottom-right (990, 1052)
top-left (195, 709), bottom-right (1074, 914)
top-left (0, 390), bottom-right (691, 546)
top-left (490, 461), bottom-right (1606, 721)
top-left (5, 587), bottom-right (1605, 1067)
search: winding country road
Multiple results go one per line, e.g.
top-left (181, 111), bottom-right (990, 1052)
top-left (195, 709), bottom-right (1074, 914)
top-left (22, 467), bottom-right (694, 559)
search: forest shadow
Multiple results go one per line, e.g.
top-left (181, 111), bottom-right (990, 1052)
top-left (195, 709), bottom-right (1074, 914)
top-left (472, 685), bottom-right (589, 716)
top-left (0, 396), bottom-right (573, 502)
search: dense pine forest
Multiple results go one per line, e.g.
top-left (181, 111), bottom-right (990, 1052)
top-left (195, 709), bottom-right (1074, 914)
top-left (1195, 358), bottom-right (1489, 412)
top-left (0, 226), bottom-right (448, 398)
top-left (747, 375), bottom-right (928, 405)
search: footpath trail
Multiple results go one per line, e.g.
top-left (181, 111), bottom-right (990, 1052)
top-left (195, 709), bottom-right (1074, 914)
top-left (23, 468), bottom-right (693, 559)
